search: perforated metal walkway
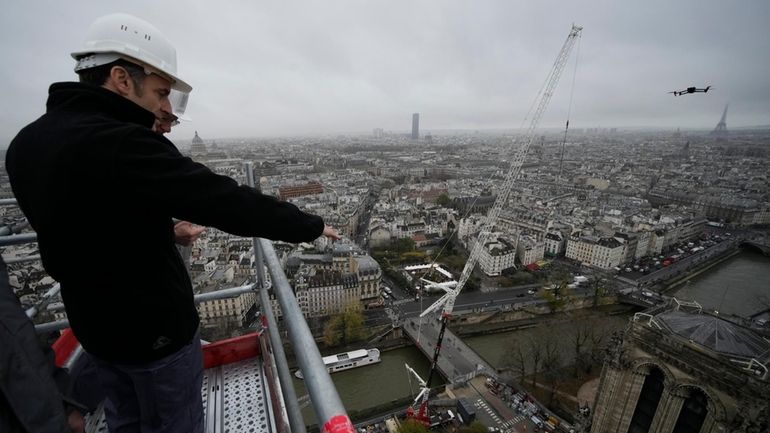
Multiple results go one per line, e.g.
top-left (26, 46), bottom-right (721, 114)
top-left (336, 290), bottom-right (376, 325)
top-left (85, 358), bottom-right (276, 433)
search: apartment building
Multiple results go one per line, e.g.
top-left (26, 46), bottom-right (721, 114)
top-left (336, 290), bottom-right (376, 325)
top-left (294, 268), bottom-right (361, 318)
top-left (517, 235), bottom-right (545, 266)
top-left (477, 236), bottom-right (517, 276)
top-left (544, 231), bottom-right (566, 257)
top-left (566, 235), bottom-right (625, 270)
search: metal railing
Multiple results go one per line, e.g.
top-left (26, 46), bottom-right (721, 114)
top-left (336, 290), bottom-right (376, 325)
top-left (27, 283), bottom-right (61, 320)
top-left (3, 187), bottom-right (353, 432)
top-left (260, 237), bottom-right (351, 431)
top-left (0, 232), bottom-right (38, 247)
top-left (244, 161), bottom-right (354, 433)
top-left (0, 199), bottom-right (33, 243)
top-left (246, 159), bottom-right (306, 433)
top-left (4, 254), bottom-right (41, 264)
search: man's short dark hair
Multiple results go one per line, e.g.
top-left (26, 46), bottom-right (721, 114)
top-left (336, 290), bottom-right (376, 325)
top-left (77, 58), bottom-right (146, 94)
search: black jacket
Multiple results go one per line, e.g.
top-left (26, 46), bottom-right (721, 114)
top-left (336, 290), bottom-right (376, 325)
top-left (0, 256), bottom-right (72, 433)
top-left (6, 82), bottom-right (324, 363)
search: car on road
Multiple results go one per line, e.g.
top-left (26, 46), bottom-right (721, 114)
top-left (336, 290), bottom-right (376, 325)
top-left (527, 289), bottom-right (536, 295)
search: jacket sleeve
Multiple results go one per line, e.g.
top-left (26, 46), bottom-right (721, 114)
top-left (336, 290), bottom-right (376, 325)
top-left (112, 130), bottom-right (324, 243)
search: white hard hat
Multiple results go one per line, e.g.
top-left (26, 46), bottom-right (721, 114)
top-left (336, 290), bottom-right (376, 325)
top-left (71, 13), bottom-right (192, 92)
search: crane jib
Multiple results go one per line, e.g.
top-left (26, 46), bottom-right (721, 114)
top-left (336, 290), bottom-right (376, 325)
top-left (419, 24), bottom-right (583, 319)
top-left (410, 24), bottom-right (584, 424)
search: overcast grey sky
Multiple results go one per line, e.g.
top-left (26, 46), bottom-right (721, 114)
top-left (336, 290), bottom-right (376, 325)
top-left (2, 0), bottom-right (769, 143)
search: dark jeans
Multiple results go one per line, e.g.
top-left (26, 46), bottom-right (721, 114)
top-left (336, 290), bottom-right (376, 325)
top-left (90, 336), bottom-right (204, 433)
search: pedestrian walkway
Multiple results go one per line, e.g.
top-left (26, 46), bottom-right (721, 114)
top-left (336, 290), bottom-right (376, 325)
top-left (500, 414), bottom-right (526, 429)
top-left (474, 398), bottom-right (502, 424)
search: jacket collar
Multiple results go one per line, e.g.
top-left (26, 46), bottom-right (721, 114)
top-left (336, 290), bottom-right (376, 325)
top-left (46, 82), bottom-right (156, 129)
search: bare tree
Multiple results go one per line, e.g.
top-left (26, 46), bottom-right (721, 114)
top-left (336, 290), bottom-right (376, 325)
top-left (510, 345), bottom-right (528, 379)
top-left (527, 332), bottom-right (544, 388)
top-left (590, 276), bottom-right (607, 308)
top-left (541, 331), bottom-right (563, 406)
top-left (503, 334), bottom-right (529, 379)
top-left (572, 320), bottom-right (592, 378)
top-left (586, 320), bottom-right (613, 374)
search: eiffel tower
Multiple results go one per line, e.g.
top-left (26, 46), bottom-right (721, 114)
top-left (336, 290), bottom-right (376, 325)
top-left (711, 104), bottom-right (728, 141)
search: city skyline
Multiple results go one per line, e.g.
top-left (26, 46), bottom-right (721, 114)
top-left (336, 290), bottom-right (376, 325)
top-left (3, 107), bottom-right (769, 431)
top-left (2, 1), bottom-right (770, 143)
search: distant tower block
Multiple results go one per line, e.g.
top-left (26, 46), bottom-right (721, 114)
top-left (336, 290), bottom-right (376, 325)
top-left (411, 113), bottom-right (420, 140)
top-left (712, 104), bottom-right (728, 141)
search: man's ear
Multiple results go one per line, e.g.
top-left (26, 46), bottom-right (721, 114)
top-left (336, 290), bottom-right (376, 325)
top-left (106, 66), bottom-right (134, 97)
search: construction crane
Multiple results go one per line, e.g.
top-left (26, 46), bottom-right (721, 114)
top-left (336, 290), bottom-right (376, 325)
top-left (405, 363), bottom-right (430, 408)
top-left (408, 24), bottom-right (583, 426)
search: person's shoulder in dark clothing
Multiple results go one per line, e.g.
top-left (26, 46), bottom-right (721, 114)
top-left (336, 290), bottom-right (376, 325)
top-left (0, 257), bottom-right (79, 433)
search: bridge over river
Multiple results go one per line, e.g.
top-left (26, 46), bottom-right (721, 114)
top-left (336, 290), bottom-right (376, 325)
top-left (402, 317), bottom-right (496, 383)
top-left (742, 239), bottom-right (770, 256)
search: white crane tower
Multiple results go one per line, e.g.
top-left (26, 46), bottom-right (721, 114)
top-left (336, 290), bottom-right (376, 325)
top-left (422, 24), bottom-right (582, 320)
top-left (409, 24), bottom-right (583, 426)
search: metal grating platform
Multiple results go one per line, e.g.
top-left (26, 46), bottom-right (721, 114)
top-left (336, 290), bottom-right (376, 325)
top-left (85, 357), bottom-right (275, 433)
top-left (206, 358), bottom-right (275, 433)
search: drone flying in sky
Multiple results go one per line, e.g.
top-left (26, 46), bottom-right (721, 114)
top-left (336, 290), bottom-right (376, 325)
top-left (669, 85), bottom-right (713, 96)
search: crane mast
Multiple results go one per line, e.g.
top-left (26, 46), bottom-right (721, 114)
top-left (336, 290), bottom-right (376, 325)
top-left (420, 24), bottom-right (583, 320)
top-left (450, 24), bottom-right (582, 311)
top-left (410, 24), bottom-right (582, 425)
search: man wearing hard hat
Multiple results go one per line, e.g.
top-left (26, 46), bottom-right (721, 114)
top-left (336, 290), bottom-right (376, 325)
top-left (6, 13), bottom-right (339, 433)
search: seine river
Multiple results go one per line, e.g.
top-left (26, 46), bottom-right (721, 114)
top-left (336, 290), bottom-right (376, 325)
top-left (673, 251), bottom-right (770, 317)
top-left (306, 250), bottom-right (769, 424)
top-left (293, 345), bottom-right (442, 424)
